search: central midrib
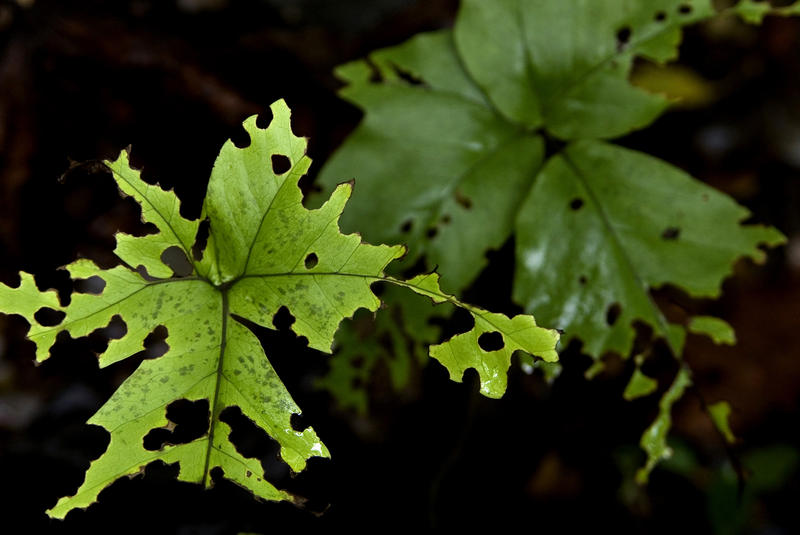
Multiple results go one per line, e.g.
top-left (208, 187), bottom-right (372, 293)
top-left (202, 286), bottom-right (229, 485)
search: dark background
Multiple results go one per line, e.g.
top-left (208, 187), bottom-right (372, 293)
top-left (0, 0), bottom-right (799, 533)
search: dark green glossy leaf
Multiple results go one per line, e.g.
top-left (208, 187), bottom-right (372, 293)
top-left (319, 30), bottom-right (545, 293)
top-left (454, 0), bottom-right (714, 138)
top-left (514, 141), bottom-right (783, 359)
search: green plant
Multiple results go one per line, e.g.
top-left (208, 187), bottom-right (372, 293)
top-left (0, 100), bottom-right (558, 518)
top-left (316, 0), bottom-right (788, 480)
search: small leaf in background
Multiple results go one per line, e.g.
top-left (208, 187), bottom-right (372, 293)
top-left (708, 401), bottom-right (737, 444)
top-left (631, 63), bottom-right (716, 109)
top-left (637, 366), bottom-right (692, 483)
top-left (688, 316), bottom-right (737, 345)
top-left (709, 444), bottom-right (799, 535)
top-left (624, 363), bottom-right (659, 401)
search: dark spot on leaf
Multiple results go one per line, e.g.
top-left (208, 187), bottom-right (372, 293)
top-left (209, 466), bottom-right (224, 481)
top-left (441, 214), bottom-right (452, 224)
top-left (231, 125), bottom-right (251, 148)
top-left (272, 306), bottom-right (296, 330)
top-left (478, 331), bottom-right (505, 352)
top-left (378, 333), bottom-right (394, 357)
top-left (579, 275), bottom-right (588, 285)
top-left (400, 219), bottom-right (413, 234)
top-left (370, 280), bottom-right (386, 297)
top-left (161, 246), bottom-right (193, 277)
top-left (678, 4), bottom-right (692, 14)
top-left (290, 413), bottom-right (310, 432)
top-left (606, 303), bottom-right (622, 326)
top-left (661, 227), bottom-right (681, 240)
top-left (616, 27), bottom-right (631, 51)
top-left (570, 198), bottom-right (584, 210)
top-left (271, 154), bottom-right (291, 174)
top-left (455, 190), bottom-right (473, 209)
top-left (101, 315), bottom-right (127, 341)
top-left (391, 64), bottom-right (425, 86)
top-left (34, 307), bottom-right (65, 327)
top-left (631, 320), bottom-right (656, 356)
top-left (142, 325), bottom-right (169, 360)
top-left (192, 218), bottom-right (211, 261)
top-left (246, 470), bottom-right (253, 477)
top-left (220, 406), bottom-right (288, 482)
top-left (143, 399), bottom-right (209, 451)
top-left (365, 58), bottom-right (383, 83)
top-left (461, 368), bottom-right (481, 390)
top-left (74, 276), bottom-right (106, 294)
top-left (426, 227), bottom-right (438, 239)
top-left (256, 107), bottom-right (274, 129)
top-left (654, 10), bottom-right (667, 21)
top-left (143, 460), bottom-right (180, 482)
top-left (304, 252), bottom-right (318, 269)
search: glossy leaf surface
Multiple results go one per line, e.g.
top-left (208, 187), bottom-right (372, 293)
top-left (514, 141), bottom-right (783, 358)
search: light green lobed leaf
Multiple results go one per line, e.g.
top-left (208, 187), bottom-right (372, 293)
top-left (514, 141), bottom-right (784, 359)
top-left (107, 149), bottom-right (200, 280)
top-left (394, 273), bottom-right (560, 398)
top-left (40, 100), bottom-right (343, 518)
top-left (0, 272), bottom-right (59, 322)
top-left (28, 261), bottom-right (214, 367)
top-left (0, 99), bottom-right (559, 518)
top-left (637, 366), bottom-right (692, 483)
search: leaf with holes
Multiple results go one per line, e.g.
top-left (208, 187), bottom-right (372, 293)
top-left (317, 0), bottom-right (787, 480)
top-left (395, 272), bottom-right (559, 398)
top-left (318, 1), bottom-right (718, 292)
top-left (318, 29), bottom-right (544, 293)
top-left (514, 141), bottom-right (782, 359)
top-left (0, 99), bottom-right (559, 518)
